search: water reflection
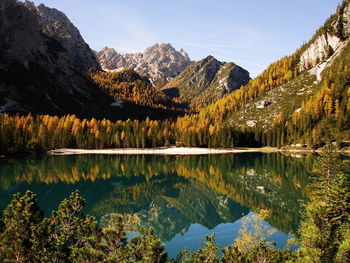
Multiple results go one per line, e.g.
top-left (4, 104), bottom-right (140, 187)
top-left (0, 153), bottom-right (312, 244)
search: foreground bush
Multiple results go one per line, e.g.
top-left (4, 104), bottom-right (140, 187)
top-left (0, 191), bottom-right (166, 263)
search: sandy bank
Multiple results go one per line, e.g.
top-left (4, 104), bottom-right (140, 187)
top-left (48, 147), bottom-right (261, 156)
top-left (48, 147), bottom-right (350, 156)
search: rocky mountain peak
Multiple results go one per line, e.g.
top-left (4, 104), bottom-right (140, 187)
top-left (99, 47), bottom-right (119, 60)
top-left (22, 0), bottom-right (100, 71)
top-left (162, 55), bottom-right (250, 110)
top-left (24, 1), bottom-right (69, 21)
top-left (179, 48), bottom-right (188, 58)
top-left (96, 43), bottom-right (192, 87)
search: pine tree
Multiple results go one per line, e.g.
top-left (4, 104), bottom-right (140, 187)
top-left (298, 144), bottom-right (350, 262)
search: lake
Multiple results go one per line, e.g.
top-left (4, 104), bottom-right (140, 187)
top-left (0, 152), bottom-right (313, 258)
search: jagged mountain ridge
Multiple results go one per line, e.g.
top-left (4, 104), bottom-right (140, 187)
top-left (162, 56), bottom-right (251, 111)
top-left (0, 0), bottom-right (113, 118)
top-left (1, 1), bottom-right (252, 117)
top-left (97, 46), bottom-right (251, 111)
top-left (0, 0), bottom-right (185, 120)
top-left (96, 43), bottom-right (192, 87)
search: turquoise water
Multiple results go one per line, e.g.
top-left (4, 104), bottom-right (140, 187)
top-left (0, 153), bottom-right (312, 257)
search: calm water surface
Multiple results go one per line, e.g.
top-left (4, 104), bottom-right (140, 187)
top-left (0, 153), bottom-right (313, 258)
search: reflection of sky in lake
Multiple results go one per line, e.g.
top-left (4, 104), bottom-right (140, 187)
top-left (0, 153), bottom-right (311, 258)
top-left (164, 212), bottom-right (295, 258)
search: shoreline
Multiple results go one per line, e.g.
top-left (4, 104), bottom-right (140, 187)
top-left (48, 147), bottom-right (350, 156)
top-left (48, 147), bottom-right (259, 156)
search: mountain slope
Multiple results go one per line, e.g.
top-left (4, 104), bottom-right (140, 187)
top-left (96, 43), bottom-right (192, 87)
top-left (176, 0), bottom-right (350, 148)
top-left (224, 0), bottom-right (350, 146)
top-left (162, 56), bottom-right (250, 111)
top-left (89, 68), bottom-right (187, 114)
top-left (0, 0), bottom-right (114, 118)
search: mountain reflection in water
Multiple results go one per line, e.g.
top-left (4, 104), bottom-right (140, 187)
top-left (0, 153), bottom-right (312, 250)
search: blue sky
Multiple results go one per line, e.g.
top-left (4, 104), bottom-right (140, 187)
top-left (31, 0), bottom-right (339, 77)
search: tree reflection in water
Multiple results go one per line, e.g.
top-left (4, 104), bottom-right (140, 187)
top-left (0, 153), bottom-right (312, 241)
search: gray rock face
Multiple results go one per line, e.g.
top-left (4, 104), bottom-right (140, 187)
top-left (335, 2), bottom-right (350, 39)
top-left (23, 1), bottom-right (100, 71)
top-left (217, 61), bottom-right (251, 94)
top-left (299, 33), bottom-right (342, 71)
top-left (299, 1), bottom-right (350, 72)
top-left (0, 0), bottom-right (114, 118)
top-left (163, 56), bottom-right (251, 110)
top-left (189, 55), bottom-right (222, 87)
top-left (255, 100), bottom-right (271, 109)
top-left (96, 43), bottom-right (192, 86)
top-left (342, 3), bottom-right (350, 36)
top-left (0, 0), bottom-right (43, 66)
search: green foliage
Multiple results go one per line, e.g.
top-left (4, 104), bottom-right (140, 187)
top-left (185, 234), bottom-right (219, 263)
top-left (234, 209), bottom-right (276, 254)
top-left (127, 228), bottom-right (167, 263)
top-left (0, 191), bottom-right (167, 263)
top-left (171, 232), bottom-right (294, 263)
top-left (297, 144), bottom-right (350, 263)
top-left (170, 210), bottom-right (294, 263)
top-left (0, 191), bottom-right (43, 262)
top-left (221, 242), bottom-right (294, 263)
top-left (219, 209), bottom-right (295, 263)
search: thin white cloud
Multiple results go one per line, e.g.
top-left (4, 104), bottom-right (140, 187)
top-left (232, 58), bottom-right (266, 69)
top-left (73, 2), bottom-right (157, 53)
top-left (182, 42), bottom-right (256, 50)
top-left (231, 24), bottom-right (264, 42)
top-left (180, 42), bottom-right (265, 69)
